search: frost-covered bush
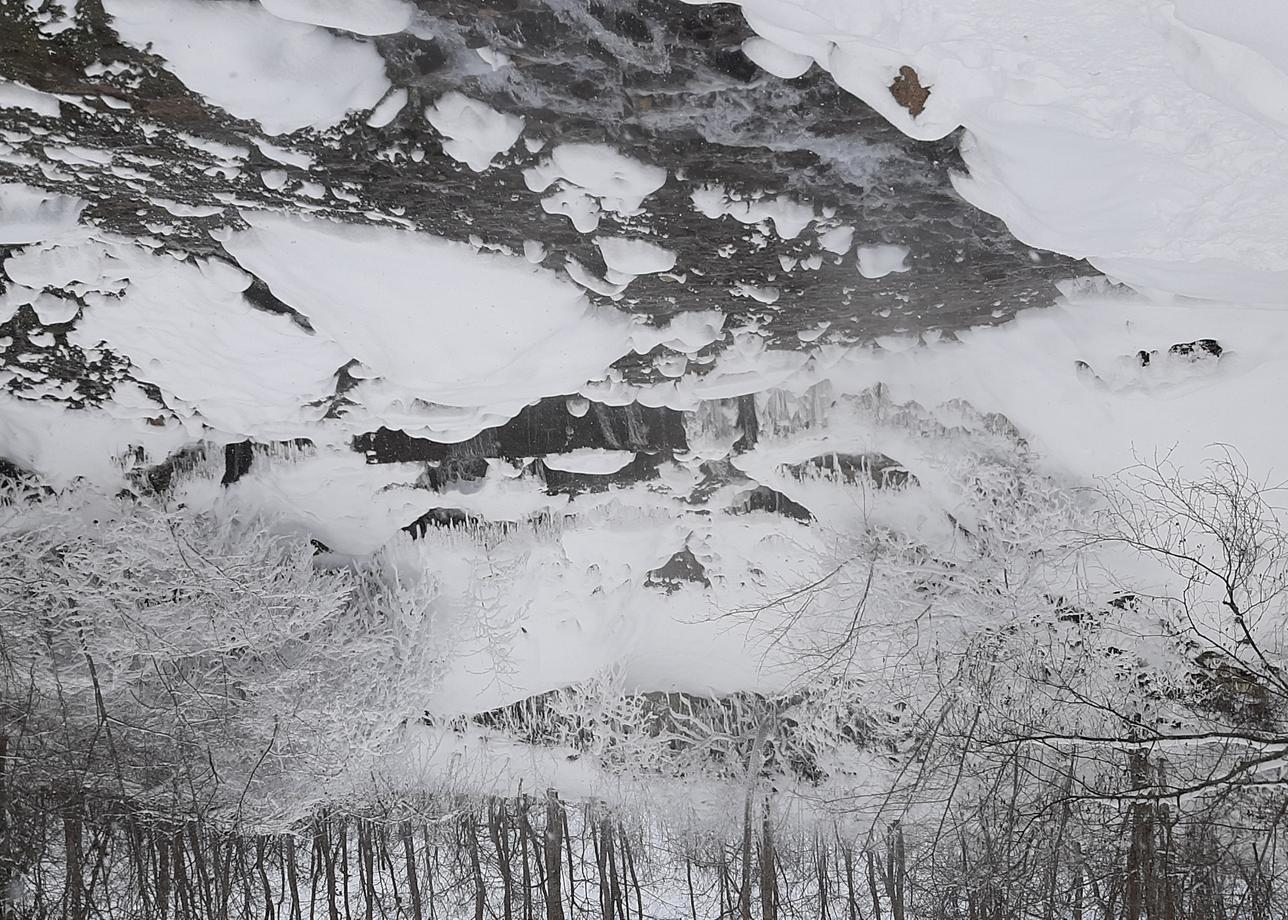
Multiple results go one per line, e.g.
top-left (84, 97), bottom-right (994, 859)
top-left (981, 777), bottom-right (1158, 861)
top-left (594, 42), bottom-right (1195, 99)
top-left (0, 483), bottom-right (450, 828)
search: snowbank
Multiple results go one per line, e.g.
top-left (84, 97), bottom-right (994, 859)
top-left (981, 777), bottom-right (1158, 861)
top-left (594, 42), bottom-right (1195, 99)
top-left (102, 0), bottom-right (390, 135)
top-left (259, 0), bottom-right (414, 35)
top-left (425, 93), bottom-right (524, 173)
top-left (0, 184), bottom-right (85, 244)
top-left (855, 243), bottom-right (909, 279)
top-left (541, 448), bottom-right (637, 475)
top-left (710, 0), bottom-right (1288, 304)
top-left (0, 79), bottom-right (61, 118)
top-left (221, 212), bottom-right (635, 411)
top-left (68, 241), bottom-right (348, 436)
top-left (524, 144), bottom-right (667, 232)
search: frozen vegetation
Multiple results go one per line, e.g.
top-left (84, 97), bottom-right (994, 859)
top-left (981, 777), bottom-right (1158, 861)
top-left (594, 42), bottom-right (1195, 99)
top-left (2, 0), bottom-right (1288, 919)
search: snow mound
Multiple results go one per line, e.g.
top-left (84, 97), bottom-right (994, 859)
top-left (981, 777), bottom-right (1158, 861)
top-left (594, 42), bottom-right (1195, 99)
top-left (425, 93), bottom-right (524, 173)
top-left (366, 89), bottom-right (408, 128)
top-left (0, 184), bottom-right (85, 244)
top-left (66, 238), bottom-right (348, 436)
top-left (542, 449), bottom-right (637, 475)
top-left (856, 244), bottom-right (909, 279)
top-left (524, 144), bottom-right (667, 232)
top-left (221, 211), bottom-right (635, 411)
top-left (690, 184), bottom-right (815, 240)
top-left (0, 79), bottom-right (61, 118)
top-left (259, 0), bottom-right (414, 35)
top-left (716, 0), bottom-right (1288, 304)
top-left (741, 36), bottom-right (813, 79)
top-left (595, 236), bottom-right (677, 278)
top-left (102, 0), bottom-right (390, 135)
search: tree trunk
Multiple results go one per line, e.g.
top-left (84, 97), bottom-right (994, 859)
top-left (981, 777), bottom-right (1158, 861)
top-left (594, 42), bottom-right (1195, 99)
top-left (865, 850), bottom-right (883, 920)
top-left (761, 811), bottom-right (779, 920)
top-left (402, 822), bottom-right (423, 920)
top-left (740, 797), bottom-right (754, 920)
top-left (544, 791), bottom-right (566, 920)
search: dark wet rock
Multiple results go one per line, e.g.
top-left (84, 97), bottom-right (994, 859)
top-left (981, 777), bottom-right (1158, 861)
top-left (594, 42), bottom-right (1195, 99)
top-left (1136, 338), bottom-right (1221, 367)
top-left (135, 444), bottom-right (207, 495)
top-left (357, 398), bottom-right (686, 468)
top-left (1170, 338), bottom-right (1222, 359)
top-left (731, 484), bottom-right (812, 522)
top-left (535, 450), bottom-right (664, 495)
top-left (644, 545), bottom-right (711, 593)
top-left (731, 393), bottom-right (759, 452)
top-left (0, 277), bottom-right (126, 408)
top-left (221, 440), bottom-right (254, 487)
top-left (404, 506), bottom-right (484, 537)
top-left (783, 451), bottom-right (917, 489)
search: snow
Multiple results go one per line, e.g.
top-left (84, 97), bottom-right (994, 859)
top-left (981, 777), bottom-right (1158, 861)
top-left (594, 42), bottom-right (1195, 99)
top-left (730, 281), bottom-right (780, 304)
top-left (594, 236), bottom-right (676, 278)
top-left (102, 0), bottom-right (390, 136)
top-left (0, 184), bottom-right (85, 243)
top-left (153, 198), bottom-right (223, 218)
top-left (30, 292), bottom-right (79, 325)
top-left (221, 211), bottom-right (636, 417)
top-left (175, 132), bottom-right (249, 162)
top-left (855, 243), bottom-right (909, 279)
top-left (741, 36), bottom-right (813, 79)
top-left (365, 88), bottom-right (407, 128)
top-left (541, 448), bottom-right (636, 475)
top-left (222, 448), bottom-right (434, 555)
top-left (258, 0), bottom-right (414, 36)
top-left (690, 184), bottom-right (815, 240)
top-left (250, 137), bottom-right (315, 169)
top-left (0, 392), bottom-right (189, 488)
top-left (816, 224), bottom-right (854, 254)
top-left (424, 93), bottom-right (524, 173)
top-left (716, 0), bottom-right (1288, 305)
top-left (0, 80), bottom-right (61, 118)
top-left (61, 237), bottom-right (348, 436)
top-left (475, 46), bottom-right (512, 71)
top-left (524, 144), bottom-right (667, 231)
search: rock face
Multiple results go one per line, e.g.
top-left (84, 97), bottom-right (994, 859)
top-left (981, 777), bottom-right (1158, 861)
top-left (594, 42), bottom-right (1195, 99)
top-left (1, 0), bottom-right (1083, 347)
top-left (0, 0), bottom-right (1092, 507)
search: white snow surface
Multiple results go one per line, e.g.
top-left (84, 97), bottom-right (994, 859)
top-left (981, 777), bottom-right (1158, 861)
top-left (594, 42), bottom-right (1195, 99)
top-left (741, 36), bottom-right (813, 79)
top-left (594, 236), bottom-right (677, 277)
top-left (0, 184), bottom-right (85, 244)
top-left (855, 243), bottom-right (909, 279)
top-left (365, 89), bottom-right (408, 128)
top-left (424, 93), bottom-right (524, 172)
top-left (221, 211), bottom-right (635, 414)
top-left (0, 80), bottom-right (62, 118)
top-left (102, 0), bottom-right (390, 135)
top-left (711, 0), bottom-right (1288, 304)
top-left (258, 0), bottom-right (414, 35)
top-left (690, 184), bottom-right (815, 240)
top-left (541, 448), bottom-right (637, 475)
top-left (67, 238), bottom-right (348, 436)
top-left (524, 144), bottom-right (667, 226)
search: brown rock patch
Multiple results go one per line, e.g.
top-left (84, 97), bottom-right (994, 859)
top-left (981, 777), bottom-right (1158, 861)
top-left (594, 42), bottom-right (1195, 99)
top-left (889, 65), bottom-right (930, 117)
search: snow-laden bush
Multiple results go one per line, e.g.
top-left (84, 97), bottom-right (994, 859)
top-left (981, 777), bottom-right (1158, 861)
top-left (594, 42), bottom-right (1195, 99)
top-left (0, 483), bottom-right (452, 829)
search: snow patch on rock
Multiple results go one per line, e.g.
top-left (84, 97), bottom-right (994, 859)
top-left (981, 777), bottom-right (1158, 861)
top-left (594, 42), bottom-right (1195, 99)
top-left (259, 0), bottom-right (414, 35)
top-left (0, 184), bottom-right (85, 243)
top-left (425, 93), bottom-right (524, 173)
top-left (102, 0), bottom-right (390, 135)
top-left (856, 244), bottom-right (909, 279)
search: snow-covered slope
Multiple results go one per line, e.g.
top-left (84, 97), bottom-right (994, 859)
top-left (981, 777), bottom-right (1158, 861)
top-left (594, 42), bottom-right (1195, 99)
top-left (709, 0), bottom-right (1288, 304)
top-left (3, 0), bottom-right (1288, 830)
